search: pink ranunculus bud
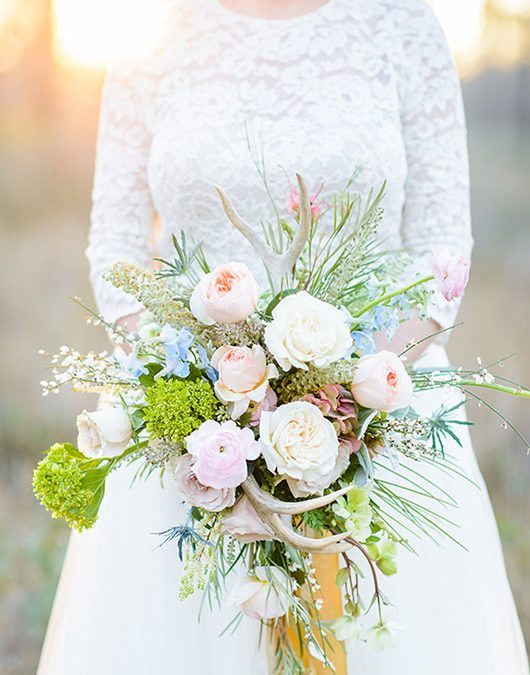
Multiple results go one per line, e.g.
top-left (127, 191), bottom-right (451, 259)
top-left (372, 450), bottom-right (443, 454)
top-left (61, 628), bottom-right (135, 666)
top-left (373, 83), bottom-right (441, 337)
top-left (190, 263), bottom-right (259, 325)
top-left (351, 351), bottom-right (413, 413)
top-left (221, 496), bottom-right (276, 543)
top-left (431, 248), bottom-right (470, 302)
top-left (211, 345), bottom-right (278, 420)
top-left (185, 420), bottom-right (260, 490)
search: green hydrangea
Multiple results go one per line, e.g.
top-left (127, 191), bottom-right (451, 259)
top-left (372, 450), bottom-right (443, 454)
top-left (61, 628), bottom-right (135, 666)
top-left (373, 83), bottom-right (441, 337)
top-left (33, 443), bottom-right (102, 531)
top-left (332, 488), bottom-right (373, 543)
top-left (143, 378), bottom-right (218, 444)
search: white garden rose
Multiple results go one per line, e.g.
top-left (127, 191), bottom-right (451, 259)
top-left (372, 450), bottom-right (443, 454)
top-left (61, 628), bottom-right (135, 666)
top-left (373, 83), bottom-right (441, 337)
top-left (286, 442), bottom-right (350, 498)
top-left (259, 401), bottom-right (339, 490)
top-left (76, 407), bottom-right (132, 458)
top-left (264, 291), bottom-right (352, 371)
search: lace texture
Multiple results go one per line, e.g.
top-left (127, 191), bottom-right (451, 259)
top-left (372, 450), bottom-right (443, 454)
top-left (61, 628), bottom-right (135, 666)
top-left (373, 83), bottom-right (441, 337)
top-left (87, 0), bottom-right (473, 333)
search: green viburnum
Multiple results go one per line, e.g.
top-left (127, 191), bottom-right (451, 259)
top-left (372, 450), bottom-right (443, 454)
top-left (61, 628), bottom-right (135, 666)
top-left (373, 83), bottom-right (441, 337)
top-left (143, 378), bottom-right (218, 444)
top-left (33, 443), bottom-right (107, 531)
top-left (332, 488), bottom-right (373, 542)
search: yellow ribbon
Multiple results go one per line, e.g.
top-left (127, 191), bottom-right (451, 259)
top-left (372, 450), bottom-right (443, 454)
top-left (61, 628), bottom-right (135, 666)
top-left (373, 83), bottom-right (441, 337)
top-left (284, 552), bottom-right (347, 674)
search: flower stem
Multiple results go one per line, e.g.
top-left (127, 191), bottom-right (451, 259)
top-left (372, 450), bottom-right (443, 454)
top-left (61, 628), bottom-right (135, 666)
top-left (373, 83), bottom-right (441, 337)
top-left (457, 380), bottom-right (530, 399)
top-left (353, 275), bottom-right (433, 319)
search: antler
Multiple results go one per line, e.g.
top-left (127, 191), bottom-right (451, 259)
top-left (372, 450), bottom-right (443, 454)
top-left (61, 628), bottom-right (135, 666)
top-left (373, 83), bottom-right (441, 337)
top-left (241, 475), bottom-right (355, 554)
top-left (215, 174), bottom-right (311, 287)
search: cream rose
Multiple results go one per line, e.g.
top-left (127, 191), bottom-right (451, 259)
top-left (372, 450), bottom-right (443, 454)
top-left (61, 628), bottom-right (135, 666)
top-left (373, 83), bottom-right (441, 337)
top-left (351, 351), bottom-right (413, 413)
top-left (259, 401), bottom-right (339, 490)
top-left (76, 407), bottom-right (132, 458)
top-left (211, 345), bottom-right (279, 419)
top-left (190, 262), bottom-right (259, 325)
top-left (286, 442), bottom-right (350, 498)
top-left (264, 291), bottom-right (352, 371)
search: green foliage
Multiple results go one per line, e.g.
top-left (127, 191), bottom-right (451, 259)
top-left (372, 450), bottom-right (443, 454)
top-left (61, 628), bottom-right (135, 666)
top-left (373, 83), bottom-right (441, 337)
top-left (143, 378), bottom-right (218, 444)
top-left (300, 507), bottom-right (328, 533)
top-left (155, 232), bottom-right (210, 283)
top-left (32, 443), bottom-right (107, 531)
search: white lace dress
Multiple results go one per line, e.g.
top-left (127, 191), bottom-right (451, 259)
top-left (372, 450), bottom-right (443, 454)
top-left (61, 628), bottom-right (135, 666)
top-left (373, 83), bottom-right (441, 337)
top-left (38, 0), bottom-right (529, 673)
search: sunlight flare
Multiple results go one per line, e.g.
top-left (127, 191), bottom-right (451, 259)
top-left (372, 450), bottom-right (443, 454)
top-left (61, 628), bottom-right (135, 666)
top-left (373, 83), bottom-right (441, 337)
top-left (52, 0), bottom-right (167, 69)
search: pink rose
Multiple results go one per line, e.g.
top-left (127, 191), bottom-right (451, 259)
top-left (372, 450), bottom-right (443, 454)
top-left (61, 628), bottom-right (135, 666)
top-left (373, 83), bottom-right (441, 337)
top-left (170, 454), bottom-right (236, 512)
top-left (249, 388), bottom-right (278, 427)
top-left (221, 496), bottom-right (276, 543)
top-left (186, 420), bottom-right (260, 489)
top-left (212, 345), bottom-right (279, 420)
top-left (190, 263), bottom-right (259, 325)
top-left (351, 351), bottom-right (413, 413)
top-left (227, 566), bottom-right (291, 620)
top-left (432, 248), bottom-right (470, 301)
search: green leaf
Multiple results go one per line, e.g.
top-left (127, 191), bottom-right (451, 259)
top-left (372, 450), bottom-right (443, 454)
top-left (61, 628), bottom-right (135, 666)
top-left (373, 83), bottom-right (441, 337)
top-left (264, 289), bottom-right (299, 316)
top-left (335, 567), bottom-right (350, 588)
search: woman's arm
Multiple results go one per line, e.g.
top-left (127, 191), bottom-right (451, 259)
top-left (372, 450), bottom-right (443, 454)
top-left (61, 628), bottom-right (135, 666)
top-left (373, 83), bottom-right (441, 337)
top-left (379, 3), bottom-right (473, 359)
top-left (86, 60), bottom-right (155, 325)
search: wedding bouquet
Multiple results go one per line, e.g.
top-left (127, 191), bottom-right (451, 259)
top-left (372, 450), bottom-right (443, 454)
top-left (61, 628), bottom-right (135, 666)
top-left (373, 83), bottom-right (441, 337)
top-left (34, 174), bottom-right (530, 672)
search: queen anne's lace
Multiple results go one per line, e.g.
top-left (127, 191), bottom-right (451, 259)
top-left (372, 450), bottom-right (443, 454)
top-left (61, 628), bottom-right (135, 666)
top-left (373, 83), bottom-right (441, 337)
top-left (87, 0), bottom-right (472, 334)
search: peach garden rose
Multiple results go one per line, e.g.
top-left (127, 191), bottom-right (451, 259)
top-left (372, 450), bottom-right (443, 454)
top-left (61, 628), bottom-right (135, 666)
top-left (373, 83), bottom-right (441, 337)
top-left (190, 262), bottom-right (259, 325)
top-left (351, 351), bottom-right (413, 413)
top-left (211, 344), bottom-right (279, 420)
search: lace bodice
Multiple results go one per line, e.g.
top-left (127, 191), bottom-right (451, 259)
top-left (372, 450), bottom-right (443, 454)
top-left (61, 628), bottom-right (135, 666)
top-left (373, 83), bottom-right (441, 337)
top-left (87, 0), bottom-right (472, 332)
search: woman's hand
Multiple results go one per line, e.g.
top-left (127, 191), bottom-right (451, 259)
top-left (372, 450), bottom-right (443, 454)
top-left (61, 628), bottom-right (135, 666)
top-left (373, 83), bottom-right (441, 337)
top-left (114, 312), bottom-right (142, 352)
top-left (374, 309), bottom-right (440, 363)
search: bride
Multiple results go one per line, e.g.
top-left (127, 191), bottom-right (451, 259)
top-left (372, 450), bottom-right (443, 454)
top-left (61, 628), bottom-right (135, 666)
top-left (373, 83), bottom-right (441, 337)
top-left (38, 0), bottom-right (528, 673)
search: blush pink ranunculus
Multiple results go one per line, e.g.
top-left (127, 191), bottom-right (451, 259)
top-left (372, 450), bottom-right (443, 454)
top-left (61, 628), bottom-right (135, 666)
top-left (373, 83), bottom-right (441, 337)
top-left (185, 420), bottom-right (260, 490)
top-left (351, 351), bottom-right (413, 413)
top-left (170, 454), bottom-right (236, 512)
top-left (190, 263), bottom-right (259, 325)
top-left (221, 496), bottom-right (276, 543)
top-left (211, 345), bottom-right (279, 420)
top-left (227, 566), bottom-right (292, 620)
top-left (431, 248), bottom-right (470, 302)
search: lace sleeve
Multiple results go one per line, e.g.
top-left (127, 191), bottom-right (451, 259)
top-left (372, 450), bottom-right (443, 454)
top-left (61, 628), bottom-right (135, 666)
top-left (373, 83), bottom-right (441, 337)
top-left (399, 3), bottom-right (473, 335)
top-left (86, 61), bottom-right (155, 323)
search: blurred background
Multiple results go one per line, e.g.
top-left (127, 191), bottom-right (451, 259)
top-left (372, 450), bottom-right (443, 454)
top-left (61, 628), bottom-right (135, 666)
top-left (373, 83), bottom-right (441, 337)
top-left (0, 0), bottom-right (529, 673)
